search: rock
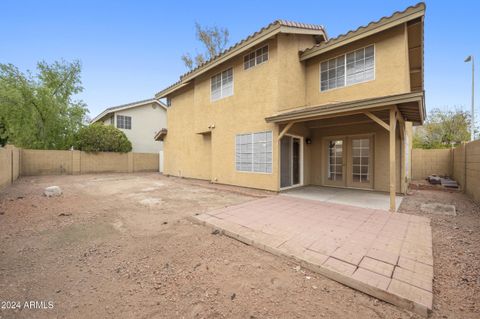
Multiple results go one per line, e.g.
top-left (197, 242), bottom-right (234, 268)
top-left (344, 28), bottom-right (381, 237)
top-left (305, 276), bottom-right (311, 280)
top-left (44, 186), bottom-right (62, 197)
top-left (230, 293), bottom-right (236, 300)
top-left (293, 265), bottom-right (301, 272)
top-left (211, 229), bottom-right (220, 235)
top-left (58, 212), bottom-right (72, 217)
top-left (420, 203), bottom-right (456, 216)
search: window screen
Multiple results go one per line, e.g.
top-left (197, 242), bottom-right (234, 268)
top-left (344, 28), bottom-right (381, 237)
top-left (236, 131), bottom-right (272, 173)
top-left (320, 44), bottom-right (374, 91)
top-left (211, 68), bottom-right (233, 101)
top-left (116, 115), bottom-right (131, 129)
top-left (244, 46), bottom-right (269, 70)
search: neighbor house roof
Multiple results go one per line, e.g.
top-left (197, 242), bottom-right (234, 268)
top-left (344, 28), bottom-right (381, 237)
top-left (155, 20), bottom-right (328, 99)
top-left (300, 2), bottom-right (425, 61)
top-left (91, 99), bottom-right (167, 124)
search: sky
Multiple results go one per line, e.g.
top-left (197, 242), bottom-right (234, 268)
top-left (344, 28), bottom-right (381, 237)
top-left (0, 0), bottom-right (479, 124)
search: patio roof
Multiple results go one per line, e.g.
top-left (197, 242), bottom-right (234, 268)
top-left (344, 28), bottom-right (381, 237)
top-left (265, 92), bottom-right (425, 125)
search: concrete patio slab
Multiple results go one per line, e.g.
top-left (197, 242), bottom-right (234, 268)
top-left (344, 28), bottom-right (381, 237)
top-left (282, 186), bottom-right (403, 211)
top-left (191, 196), bottom-right (433, 316)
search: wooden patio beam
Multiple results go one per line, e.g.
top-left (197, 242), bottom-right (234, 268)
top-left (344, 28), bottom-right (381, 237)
top-left (395, 106), bottom-right (405, 140)
top-left (278, 121), bottom-right (295, 140)
top-left (389, 107), bottom-right (397, 212)
top-left (365, 112), bottom-right (390, 131)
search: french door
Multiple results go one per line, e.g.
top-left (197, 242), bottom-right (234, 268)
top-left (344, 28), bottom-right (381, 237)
top-left (280, 135), bottom-right (302, 189)
top-left (324, 135), bottom-right (373, 189)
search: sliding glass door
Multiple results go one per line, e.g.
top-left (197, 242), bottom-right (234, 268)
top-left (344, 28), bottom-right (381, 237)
top-left (280, 135), bottom-right (302, 189)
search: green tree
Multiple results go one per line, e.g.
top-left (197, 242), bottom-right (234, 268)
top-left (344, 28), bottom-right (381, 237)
top-left (181, 22), bottom-right (229, 70)
top-left (0, 117), bottom-right (7, 147)
top-left (0, 60), bottom-right (88, 149)
top-left (74, 124), bottom-right (132, 153)
top-left (413, 108), bottom-right (471, 149)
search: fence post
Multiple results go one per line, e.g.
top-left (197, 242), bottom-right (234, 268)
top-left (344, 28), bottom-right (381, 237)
top-left (72, 150), bottom-right (81, 175)
top-left (127, 152), bottom-right (134, 173)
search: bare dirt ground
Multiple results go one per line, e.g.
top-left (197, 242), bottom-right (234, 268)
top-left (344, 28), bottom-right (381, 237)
top-left (0, 173), bottom-right (478, 319)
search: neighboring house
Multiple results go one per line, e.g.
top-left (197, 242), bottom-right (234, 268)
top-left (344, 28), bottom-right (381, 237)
top-left (155, 3), bottom-right (425, 211)
top-left (91, 99), bottom-right (167, 153)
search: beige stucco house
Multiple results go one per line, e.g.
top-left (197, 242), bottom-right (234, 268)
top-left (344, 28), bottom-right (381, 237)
top-left (155, 3), bottom-right (426, 211)
top-left (92, 99), bottom-right (167, 153)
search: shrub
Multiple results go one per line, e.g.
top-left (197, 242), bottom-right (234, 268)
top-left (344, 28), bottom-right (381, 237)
top-left (74, 124), bottom-right (132, 153)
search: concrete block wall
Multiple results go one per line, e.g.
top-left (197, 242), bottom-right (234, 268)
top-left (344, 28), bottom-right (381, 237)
top-left (0, 146), bottom-right (20, 190)
top-left (412, 140), bottom-right (480, 203)
top-left (453, 140), bottom-right (480, 202)
top-left (411, 148), bottom-right (452, 180)
top-left (18, 149), bottom-right (159, 177)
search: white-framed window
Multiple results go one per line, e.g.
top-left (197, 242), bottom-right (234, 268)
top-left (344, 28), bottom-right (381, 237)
top-left (320, 56), bottom-right (345, 91)
top-left (211, 68), bottom-right (233, 101)
top-left (116, 115), bottom-right (131, 129)
top-left (236, 131), bottom-right (272, 173)
top-left (244, 45), bottom-right (269, 70)
top-left (320, 44), bottom-right (375, 92)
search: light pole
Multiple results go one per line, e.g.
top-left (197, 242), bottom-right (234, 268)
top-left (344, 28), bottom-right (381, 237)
top-left (465, 55), bottom-right (475, 141)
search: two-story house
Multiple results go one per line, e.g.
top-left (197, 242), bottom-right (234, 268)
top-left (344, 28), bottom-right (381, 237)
top-left (155, 3), bottom-right (425, 211)
top-left (92, 99), bottom-right (167, 153)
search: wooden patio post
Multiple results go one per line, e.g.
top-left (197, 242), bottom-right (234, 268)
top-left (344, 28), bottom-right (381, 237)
top-left (389, 107), bottom-right (397, 212)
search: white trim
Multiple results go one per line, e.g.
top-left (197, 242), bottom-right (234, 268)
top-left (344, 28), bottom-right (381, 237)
top-left (319, 44), bottom-right (376, 93)
top-left (91, 99), bottom-right (166, 124)
top-left (279, 134), bottom-right (304, 191)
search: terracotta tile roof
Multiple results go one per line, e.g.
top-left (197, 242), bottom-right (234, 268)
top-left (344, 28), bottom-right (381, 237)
top-left (300, 2), bottom-right (425, 59)
top-left (155, 20), bottom-right (327, 98)
top-left (180, 20), bottom-right (326, 80)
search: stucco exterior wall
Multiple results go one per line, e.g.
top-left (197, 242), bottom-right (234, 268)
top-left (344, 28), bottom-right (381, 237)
top-left (98, 104), bottom-right (165, 153)
top-left (304, 25), bottom-right (410, 108)
top-left (164, 86), bottom-right (213, 181)
top-left (113, 102), bottom-right (166, 153)
top-left (164, 38), bottom-right (282, 190)
top-left (276, 34), bottom-right (317, 110)
top-left (162, 23), bottom-right (414, 192)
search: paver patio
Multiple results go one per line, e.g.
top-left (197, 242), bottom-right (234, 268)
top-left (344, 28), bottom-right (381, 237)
top-left (192, 195), bottom-right (433, 316)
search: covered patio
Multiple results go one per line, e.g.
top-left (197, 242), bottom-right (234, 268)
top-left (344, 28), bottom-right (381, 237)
top-left (193, 195), bottom-right (433, 316)
top-left (267, 92), bottom-right (425, 212)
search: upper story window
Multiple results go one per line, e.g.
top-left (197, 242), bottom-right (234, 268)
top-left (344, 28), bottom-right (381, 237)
top-left (211, 68), bottom-right (233, 101)
top-left (244, 45), bottom-right (269, 70)
top-left (321, 44), bottom-right (375, 92)
top-left (116, 115), bottom-right (131, 129)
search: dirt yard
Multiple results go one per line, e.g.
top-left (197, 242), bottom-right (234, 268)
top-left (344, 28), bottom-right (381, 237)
top-left (0, 174), bottom-right (479, 319)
